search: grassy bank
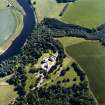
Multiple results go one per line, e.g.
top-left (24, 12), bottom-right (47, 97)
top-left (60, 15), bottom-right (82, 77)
top-left (0, 0), bottom-right (24, 54)
top-left (0, 9), bottom-right (23, 54)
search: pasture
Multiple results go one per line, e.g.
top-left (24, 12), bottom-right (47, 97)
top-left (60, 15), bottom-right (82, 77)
top-left (60, 0), bottom-right (105, 28)
top-left (66, 41), bottom-right (105, 105)
top-left (31, 0), bottom-right (65, 22)
top-left (57, 37), bottom-right (105, 105)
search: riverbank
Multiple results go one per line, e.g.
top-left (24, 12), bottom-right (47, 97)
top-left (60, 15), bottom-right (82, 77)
top-left (0, 9), bottom-right (23, 54)
top-left (0, 0), bottom-right (35, 61)
top-left (0, 0), bottom-right (24, 55)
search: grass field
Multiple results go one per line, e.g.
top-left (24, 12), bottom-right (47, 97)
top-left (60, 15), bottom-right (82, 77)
top-left (32, 0), bottom-right (105, 28)
top-left (56, 37), bottom-right (86, 47)
top-left (31, 0), bottom-right (65, 22)
top-left (60, 0), bottom-right (105, 28)
top-left (24, 64), bottom-right (37, 91)
top-left (57, 37), bottom-right (105, 105)
top-left (66, 41), bottom-right (105, 105)
top-left (0, 0), bottom-right (24, 54)
top-left (0, 75), bottom-right (17, 105)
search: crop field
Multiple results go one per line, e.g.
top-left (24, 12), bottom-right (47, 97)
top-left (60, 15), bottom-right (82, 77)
top-left (60, 0), bottom-right (105, 28)
top-left (57, 37), bottom-right (105, 105)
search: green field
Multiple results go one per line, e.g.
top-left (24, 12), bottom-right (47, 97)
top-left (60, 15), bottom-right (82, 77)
top-left (31, 0), bottom-right (65, 22)
top-left (57, 37), bottom-right (105, 105)
top-left (0, 84), bottom-right (17, 105)
top-left (60, 0), bottom-right (105, 28)
top-left (0, 75), bottom-right (17, 105)
top-left (0, 0), bottom-right (23, 54)
top-left (32, 0), bottom-right (105, 28)
top-left (24, 64), bottom-right (37, 91)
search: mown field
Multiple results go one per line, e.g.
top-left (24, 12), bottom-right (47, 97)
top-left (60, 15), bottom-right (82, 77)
top-left (32, 0), bottom-right (105, 28)
top-left (31, 0), bottom-right (65, 22)
top-left (57, 37), bottom-right (105, 105)
top-left (60, 0), bottom-right (105, 28)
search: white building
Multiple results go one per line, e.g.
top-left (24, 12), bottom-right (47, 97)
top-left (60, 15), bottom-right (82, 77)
top-left (41, 52), bottom-right (58, 72)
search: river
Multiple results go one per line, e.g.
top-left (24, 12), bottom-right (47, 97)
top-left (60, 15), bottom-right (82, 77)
top-left (0, 0), bottom-right (36, 62)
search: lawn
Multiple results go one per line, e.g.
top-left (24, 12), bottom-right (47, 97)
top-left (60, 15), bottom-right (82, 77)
top-left (42, 57), bottom-right (80, 88)
top-left (24, 51), bottom-right (55, 91)
top-left (64, 39), bottom-right (105, 105)
top-left (24, 64), bottom-right (37, 91)
top-left (60, 0), bottom-right (105, 28)
top-left (25, 73), bottom-right (37, 91)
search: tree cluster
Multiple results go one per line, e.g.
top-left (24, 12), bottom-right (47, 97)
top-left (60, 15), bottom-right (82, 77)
top-left (56, 0), bottom-right (77, 3)
top-left (42, 18), bottom-right (105, 45)
top-left (13, 84), bottom-right (96, 105)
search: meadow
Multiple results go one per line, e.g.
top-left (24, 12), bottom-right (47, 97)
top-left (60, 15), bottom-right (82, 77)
top-left (0, 75), bottom-right (17, 105)
top-left (32, 0), bottom-right (105, 29)
top-left (60, 0), bottom-right (105, 28)
top-left (31, 0), bottom-right (65, 22)
top-left (57, 37), bottom-right (105, 105)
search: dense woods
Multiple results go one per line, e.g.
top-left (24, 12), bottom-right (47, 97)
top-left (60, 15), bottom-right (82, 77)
top-left (42, 18), bottom-right (105, 45)
top-left (13, 84), bottom-right (96, 105)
